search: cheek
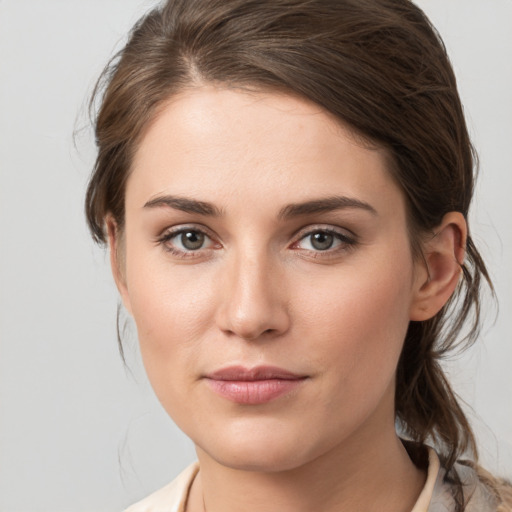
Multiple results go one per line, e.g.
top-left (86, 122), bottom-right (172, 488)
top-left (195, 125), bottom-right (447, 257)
top-left (299, 254), bottom-right (414, 396)
top-left (126, 267), bottom-right (216, 426)
top-left (124, 248), bottom-right (217, 380)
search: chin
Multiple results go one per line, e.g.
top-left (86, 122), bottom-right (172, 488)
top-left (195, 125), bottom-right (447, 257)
top-left (208, 443), bottom-right (309, 473)
top-left (194, 419), bottom-right (329, 473)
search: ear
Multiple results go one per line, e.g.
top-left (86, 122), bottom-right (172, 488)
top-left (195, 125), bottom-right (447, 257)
top-left (409, 212), bottom-right (467, 321)
top-left (106, 216), bottom-right (133, 315)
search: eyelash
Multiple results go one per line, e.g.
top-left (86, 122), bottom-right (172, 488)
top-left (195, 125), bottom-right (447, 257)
top-left (292, 227), bottom-right (357, 258)
top-left (156, 226), bottom-right (218, 258)
top-left (156, 225), bottom-right (357, 260)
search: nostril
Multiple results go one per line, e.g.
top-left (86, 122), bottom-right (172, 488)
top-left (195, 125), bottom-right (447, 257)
top-left (224, 326), bottom-right (280, 342)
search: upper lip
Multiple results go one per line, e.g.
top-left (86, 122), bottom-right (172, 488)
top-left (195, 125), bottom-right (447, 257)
top-left (205, 365), bottom-right (305, 381)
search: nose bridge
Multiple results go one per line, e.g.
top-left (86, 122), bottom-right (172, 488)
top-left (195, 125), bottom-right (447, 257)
top-left (216, 242), bottom-right (289, 340)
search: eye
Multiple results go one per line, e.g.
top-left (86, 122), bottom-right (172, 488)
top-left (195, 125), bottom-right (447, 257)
top-left (157, 226), bottom-right (217, 256)
top-left (293, 228), bottom-right (356, 253)
top-left (308, 231), bottom-right (336, 251)
top-left (178, 230), bottom-right (206, 250)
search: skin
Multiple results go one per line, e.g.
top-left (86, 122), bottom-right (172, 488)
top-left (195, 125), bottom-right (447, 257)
top-left (109, 86), bottom-right (466, 512)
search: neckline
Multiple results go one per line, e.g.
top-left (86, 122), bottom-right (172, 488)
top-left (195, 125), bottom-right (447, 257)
top-left (181, 449), bottom-right (440, 512)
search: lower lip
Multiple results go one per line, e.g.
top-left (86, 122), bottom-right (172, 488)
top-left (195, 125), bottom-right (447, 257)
top-left (205, 378), bottom-right (305, 405)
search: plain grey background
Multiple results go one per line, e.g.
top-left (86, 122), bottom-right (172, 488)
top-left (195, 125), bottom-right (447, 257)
top-left (0, 1), bottom-right (511, 511)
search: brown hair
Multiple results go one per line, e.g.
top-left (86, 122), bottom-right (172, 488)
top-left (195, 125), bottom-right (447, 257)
top-left (86, 0), bottom-right (493, 502)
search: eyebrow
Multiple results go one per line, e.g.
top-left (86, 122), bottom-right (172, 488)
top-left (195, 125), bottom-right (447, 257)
top-left (143, 194), bottom-right (377, 218)
top-left (143, 195), bottom-right (224, 216)
top-left (278, 196), bottom-right (377, 219)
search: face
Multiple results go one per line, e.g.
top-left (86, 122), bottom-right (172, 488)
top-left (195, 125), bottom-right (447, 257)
top-left (116, 87), bottom-right (426, 472)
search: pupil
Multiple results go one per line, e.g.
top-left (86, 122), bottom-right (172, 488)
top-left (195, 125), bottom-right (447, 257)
top-left (311, 232), bottom-right (334, 250)
top-left (181, 231), bottom-right (204, 250)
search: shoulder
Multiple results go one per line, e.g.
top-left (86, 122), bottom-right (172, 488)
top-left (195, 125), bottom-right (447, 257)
top-left (430, 458), bottom-right (512, 512)
top-left (124, 462), bottom-right (199, 512)
top-left (466, 463), bottom-right (512, 512)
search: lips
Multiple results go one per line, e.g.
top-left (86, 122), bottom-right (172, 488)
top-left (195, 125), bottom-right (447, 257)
top-left (204, 365), bottom-right (307, 405)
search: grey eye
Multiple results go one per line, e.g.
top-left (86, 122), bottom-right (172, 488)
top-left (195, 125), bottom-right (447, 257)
top-left (310, 231), bottom-right (334, 250)
top-left (181, 231), bottom-right (205, 250)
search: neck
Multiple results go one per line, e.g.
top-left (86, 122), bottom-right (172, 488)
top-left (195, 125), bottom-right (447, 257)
top-left (187, 421), bottom-right (426, 512)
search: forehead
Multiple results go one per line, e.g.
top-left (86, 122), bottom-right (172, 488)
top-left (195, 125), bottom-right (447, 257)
top-left (128, 86), bottom-right (404, 216)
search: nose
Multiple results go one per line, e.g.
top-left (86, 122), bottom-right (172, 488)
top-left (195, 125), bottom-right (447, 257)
top-left (214, 249), bottom-right (290, 341)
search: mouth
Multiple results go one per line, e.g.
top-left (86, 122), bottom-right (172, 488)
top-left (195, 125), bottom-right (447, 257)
top-left (203, 365), bottom-right (308, 405)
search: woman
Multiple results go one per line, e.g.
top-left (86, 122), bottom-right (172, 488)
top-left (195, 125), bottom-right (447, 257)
top-left (85, 0), bottom-right (511, 510)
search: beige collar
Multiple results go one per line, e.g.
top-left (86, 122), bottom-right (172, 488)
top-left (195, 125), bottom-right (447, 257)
top-left (124, 449), bottom-right (455, 512)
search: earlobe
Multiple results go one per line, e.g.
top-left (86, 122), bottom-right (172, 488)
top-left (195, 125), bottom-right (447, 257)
top-left (106, 217), bottom-right (133, 315)
top-left (409, 212), bottom-right (467, 321)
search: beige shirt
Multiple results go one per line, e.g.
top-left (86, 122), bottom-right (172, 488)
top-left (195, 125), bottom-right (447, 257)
top-left (125, 449), bottom-right (499, 512)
